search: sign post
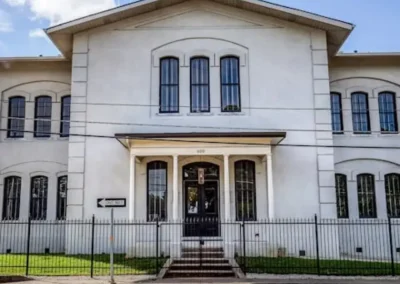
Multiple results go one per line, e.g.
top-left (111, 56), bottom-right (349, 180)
top-left (110, 208), bottom-right (115, 284)
top-left (97, 198), bottom-right (126, 208)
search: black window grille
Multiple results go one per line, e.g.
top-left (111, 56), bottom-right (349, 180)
top-left (385, 173), bottom-right (400, 218)
top-left (60, 96), bottom-right (71, 137)
top-left (147, 161), bottom-right (167, 221)
top-left (330, 92), bottom-right (343, 133)
top-left (160, 57), bottom-right (179, 113)
top-left (351, 92), bottom-right (370, 133)
top-left (235, 160), bottom-right (256, 221)
top-left (57, 176), bottom-right (68, 220)
top-left (378, 92), bottom-right (398, 133)
top-left (335, 174), bottom-right (349, 218)
top-left (30, 176), bottom-right (48, 220)
top-left (190, 57), bottom-right (210, 113)
top-left (2, 176), bottom-right (21, 220)
top-left (221, 56), bottom-right (241, 112)
top-left (7, 96), bottom-right (25, 138)
top-left (34, 96), bottom-right (52, 138)
top-left (357, 174), bottom-right (377, 218)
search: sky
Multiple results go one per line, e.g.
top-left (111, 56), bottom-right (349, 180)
top-left (0, 0), bottom-right (399, 57)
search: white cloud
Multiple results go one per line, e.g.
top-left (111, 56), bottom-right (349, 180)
top-left (4, 0), bottom-right (117, 26)
top-left (0, 9), bottom-right (13, 32)
top-left (29, 28), bottom-right (45, 38)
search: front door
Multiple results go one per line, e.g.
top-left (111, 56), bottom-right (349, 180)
top-left (183, 162), bottom-right (220, 237)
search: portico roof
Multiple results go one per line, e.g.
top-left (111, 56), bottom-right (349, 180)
top-left (45, 0), bottom-right (354, 58)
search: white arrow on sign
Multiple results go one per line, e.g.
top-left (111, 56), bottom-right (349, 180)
top-left (97, 198), bottom-right (126, 208)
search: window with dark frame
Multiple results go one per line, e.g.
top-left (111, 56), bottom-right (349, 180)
top-left (2, 176), bottom-right (21, 220)
top-left (335, 174), bottom-right (349, 218)
top-left (160, 57), bottom-right (179, 113)
top-left (330, 92), bottom-right (343, 133)
top-left (30, 176), bottom-right (48, 220)
top-left (190, 57), bottom-right (210, 113)
top-left (385, 173), bottom-right (400, 218)
top-left (378, 92), bottom-right (398, 133)
top-left (351, 92), bottom-right (371, 133)
top-left (7, 96), bottom-right (25, 138)
top-left (147, 161), bottom-right (167, 221)
top-left (357, 174), bottom-right (377, 218)
top-left (57, 176), bottom-right (68, 220)
top-left (60, 96), bottom-right (71, 137)
top-left (221, 56), bottom-right (241, 112)
top-left (34, 96), bottom-right (52, 138)
top-left (235, 160), bottom-right (256, 221)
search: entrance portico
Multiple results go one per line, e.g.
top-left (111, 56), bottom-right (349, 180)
top-left (116, 132), bottom-right (286, 226)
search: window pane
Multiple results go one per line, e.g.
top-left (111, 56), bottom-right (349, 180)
top-left (352, 93), bottom-right (370, 133)
top-left (34, 96), bottom-right (52, 138)
top-left (57, 176), bottom-right (68, 220)
top-left (379, 92), bottom-right (398, 133)
top-left (235, 160), bottom-right (256, 221)
top-left (160, 58), bottom-right (179, 113)
top-left (2, 176), bottom-right (21, 220)
top-left (335, 174), bottom-right (348, 218)
top-left (60, 96), bottom-right (71, 137)
top-left (221, 57), bottom-right (241, 112)
top-left (147, 161), bottom-right (167, 221)
top-left (357, 174), bottom-right (377, 218)
top-left (385, 174), bottom-right (400, 218)
top-left (7, 97), bottom-right (25, 138)
top-left (30, 176), bottom-right (48, 220)
top-left (330, 93), bottom-right (343, 133)
top-left (191, 57), bottom-right (210, 112)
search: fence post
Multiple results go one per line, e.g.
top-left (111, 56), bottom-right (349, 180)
top-left (242, 220), bottom-right (246, 275)
top-left (90, 215), bottom-right (95, 278)
top-left (388, 217), bottom-right (395, 276)
top-left (25, 217), bottom-right (31, 276)
top-left (314, 214), bottom-right (320, 276)
top-left (156, 218), bottom-right (159, 273)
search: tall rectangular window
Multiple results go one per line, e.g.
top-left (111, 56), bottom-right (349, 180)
top-left (2, 176), bottom-right (21, 220)
top-left (357, 174), bottom-right (377, 218)
top-left (147, 161), bottom-right (167, 221)
top-left (30, 176), bottom-right (48, 220)
top-left (160, 57), bottom-right (179, 113)
top-left (7, 96), bottom-right (25, 138)
top-left (190, 57), bottom-right (210, 113)
top-left (34, 96), bottom-right (52, 138)
top-left (221, 56), bottom-right (241, 112)
top-left (385, 173), bottom-right (400, 218)
top-left (351, 92), bottom-right (370, 133)
top-left (335, 174), bottom-right (348, 218)
top-left (379, 92), bottom-right (398, 133)
top-left (235, 160), bottom-right (256, 221)
top-left (57, 176), bottom-right (68, 220)
top-left (60, 96), bottom-right (71, 137)
top-left (330, 93), bottom-right (343, 133)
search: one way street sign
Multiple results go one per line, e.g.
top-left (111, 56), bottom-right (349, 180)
top-left (97, 198), bottom-right (126, 208)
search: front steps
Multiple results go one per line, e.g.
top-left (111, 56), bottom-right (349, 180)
top-left (164, 247), bottom-right (236, 278)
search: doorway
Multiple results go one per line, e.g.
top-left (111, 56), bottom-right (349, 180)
top-left (183, 162), bottom-right (220, 237)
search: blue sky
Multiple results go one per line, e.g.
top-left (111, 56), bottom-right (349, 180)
top-left (0, 0), bottom-right (399, 57)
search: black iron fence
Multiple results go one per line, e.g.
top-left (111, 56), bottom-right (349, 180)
top-left (0, 216), bottom-right (399, 277)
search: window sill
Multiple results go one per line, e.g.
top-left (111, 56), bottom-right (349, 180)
top-left (218, 112), bottom-right (246, 116)
top-left (187, 112), bottom-right (214, 116)
top-left (378, 132), bottom-right (399, 137)
top-left (156, 113), bottom-right (183, 117)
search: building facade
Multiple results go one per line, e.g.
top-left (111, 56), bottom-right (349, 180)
top-left (0, 0), bottom-right (399, 258)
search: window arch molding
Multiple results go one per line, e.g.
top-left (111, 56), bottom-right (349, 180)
top-left (216, 49), bottom-right (247, 67)
top-left (152, 49), bottom-right (184, 67)
top-left (372, 86), bottom-right (400, 98)
top-left (345, 86), bottom-right (371, 99)
top-left (185, 50), bottom-right (215, 66)
top-left (31, 90), bottom-right (56, 102)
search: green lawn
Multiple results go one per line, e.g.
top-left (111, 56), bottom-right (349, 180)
top-left (0, 254), bottom-right (166, 276)
top-left (238, 257), bottom-right (400, 276)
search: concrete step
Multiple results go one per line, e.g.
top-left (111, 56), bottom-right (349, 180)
top-left (182, 247), bottom-right (223, 253)
top-left (169, 263), bottom-right (232, 270)
top-left (165, 270), bottom-right (236, 278)
top-left (173, 258), bottom-right (230, 264)
top-left (181, 251), bottom-right (224, 258)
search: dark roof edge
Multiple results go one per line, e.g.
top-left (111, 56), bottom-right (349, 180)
top-left (115, 132), bottom-right (287, 139)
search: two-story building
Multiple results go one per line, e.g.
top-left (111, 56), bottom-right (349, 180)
top-left (0, 0), bottom-right (399, 258)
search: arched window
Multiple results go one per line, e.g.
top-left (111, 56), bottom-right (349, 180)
top-left (357, 174), bottom-right (377, 218)
top-left (220, 56), bottom-right (241, 112)
top-left (385, 173), bottom-right (400, 218)
top-left (30, 176), bottom-right (48, 220)
top-left (2, 176), bottom-right (21, 220)
top-left (60, 96), bottom-right (71, 137)
top-left (235, 160), bottom-right (256, 221)
top-left (330, 92), bottom-right (343, 133)
top-left (57, 176), bottom-right (68, 220)
top-left (335, 174), bottom-right (348, 218)
top-left (34, 96), bottom-right (52, 138)
top-left (160, 57), bottom-right (179, 113)
top-left (147, 161), bottom-right (167, 221)
top-left (7, 96), bottom-right (25, 138)
top-left (378, 92), bottom-right (398, 133)
top-left (190, 57), bottom-right (210, 113)
top-left (351, 92), bottom-right (370, 133)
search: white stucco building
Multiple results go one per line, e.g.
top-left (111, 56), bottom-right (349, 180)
top-left (0, 0), bottom-right (399, 259)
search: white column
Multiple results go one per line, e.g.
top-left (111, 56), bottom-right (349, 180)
top-left (267, 153), bottom-right (274, 219)
top-left (129, 154), bottom-right (136, 220)
top-left (172, 155), bottom-right (179, 220)
top-left (224, 154), bottom-right (230, 221)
